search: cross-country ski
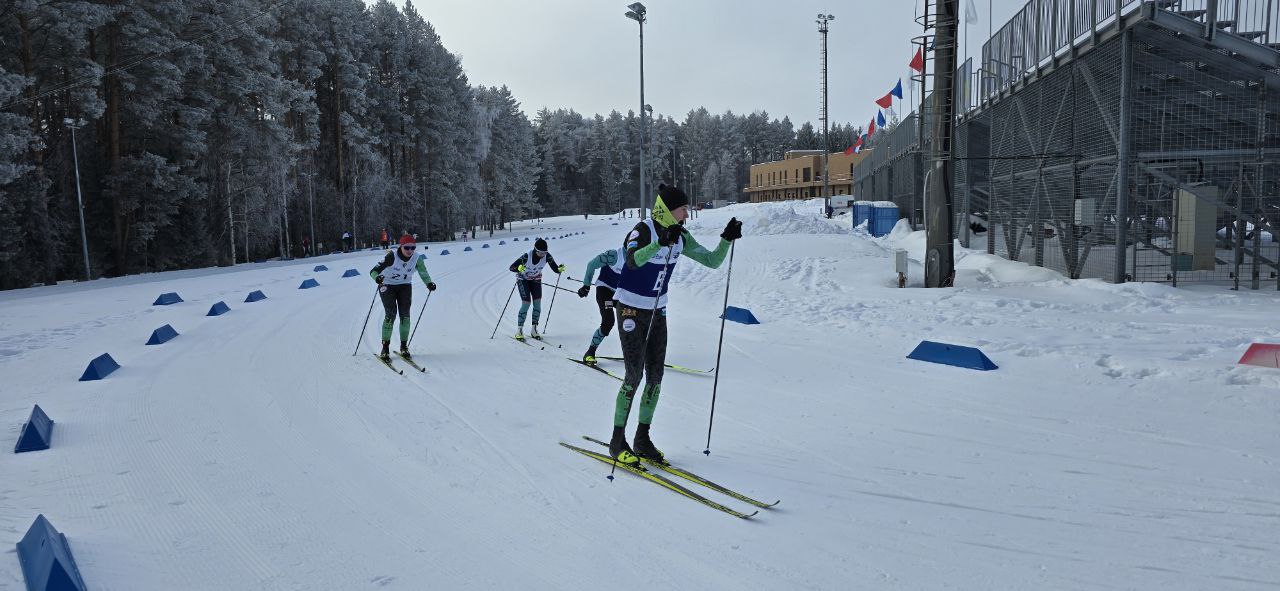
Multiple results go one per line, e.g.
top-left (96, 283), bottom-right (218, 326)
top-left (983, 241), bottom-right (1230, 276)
top-left (559, 442), bottom-right (757, 519)
top-left (593, 356), bottom-right (714, 375)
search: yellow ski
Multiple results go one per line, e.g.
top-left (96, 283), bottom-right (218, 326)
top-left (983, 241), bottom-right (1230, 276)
top-left (582, 436), bottom-right (779, 508)
top-left (559, 442), bottom-right (757, 519)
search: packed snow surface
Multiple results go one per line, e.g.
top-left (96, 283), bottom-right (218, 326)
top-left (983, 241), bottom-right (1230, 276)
top-left (2, 200), bottom-right (1278, 589)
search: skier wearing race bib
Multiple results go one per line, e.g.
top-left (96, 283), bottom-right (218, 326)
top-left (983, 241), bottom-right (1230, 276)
top-left (370, 235), bottom-right (437, 361)
top-left (608, 184), bottom-right (743, 467)
top-left (576, 246), bottom-right (625, 365)
top-left (509, 238), bottom-right (565, 340)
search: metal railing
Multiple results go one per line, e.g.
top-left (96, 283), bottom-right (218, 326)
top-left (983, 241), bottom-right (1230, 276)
top-left (981, 0), bottom-right (1144, 101)
top-left (1172, 0), bottom-right (1280, 43)
top-left (978, 0), bottom-right (1279, 107)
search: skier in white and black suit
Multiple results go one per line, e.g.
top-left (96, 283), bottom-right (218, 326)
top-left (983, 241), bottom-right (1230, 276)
top-left (508, 238), bottom-right (565, 341)
top-left (370, 235), bottom-right (436, 361)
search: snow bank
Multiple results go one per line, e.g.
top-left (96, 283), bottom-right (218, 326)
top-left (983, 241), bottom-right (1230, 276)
top-left (865, 219), bottom-right (1066, 287)
top-left (686, 199), bottom-right (846, 237)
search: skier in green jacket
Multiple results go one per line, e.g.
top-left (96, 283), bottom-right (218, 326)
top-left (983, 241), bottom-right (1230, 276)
top-left (607, 184), bottom-right (742, 466)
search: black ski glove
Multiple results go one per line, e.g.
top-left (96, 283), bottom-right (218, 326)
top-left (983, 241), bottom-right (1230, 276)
top-left (657, 223), bottom-right (684, 246)
top-left (375, 274), bottom-right (384, 284)
top-left (577, 285), bottom-right (590, 298)
top-left (426, 282), bottom-right (437, 291)
top-left (720, 217), bottom-right (743, 242)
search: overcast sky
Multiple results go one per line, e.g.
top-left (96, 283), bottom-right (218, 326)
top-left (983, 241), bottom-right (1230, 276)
top-left (384, 0), bottom-right (1028, 126)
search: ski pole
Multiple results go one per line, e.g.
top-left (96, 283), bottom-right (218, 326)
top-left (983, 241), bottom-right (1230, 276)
top-left (489, 278), bottom-right (519, 339)
top-left (704, 241), bottom-right (735, 455)
top-left (539, 281), bottom-right (580, 295)
top-left (352, 286), bottom-right (380, 356)
top-left (541, 272), bottom-right (564, 333)
top-left (406, 290), bottom-right (432, 347)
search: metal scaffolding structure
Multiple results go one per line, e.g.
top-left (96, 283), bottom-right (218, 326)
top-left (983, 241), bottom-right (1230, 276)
top-left (855, 0), bottom-right (1280, 289)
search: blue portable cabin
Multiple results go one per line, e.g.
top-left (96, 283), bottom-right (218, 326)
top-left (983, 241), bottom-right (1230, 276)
top-left (869, 201), bottom-right (900, 237)
top-left (852, 201), bottom-right (874, 231)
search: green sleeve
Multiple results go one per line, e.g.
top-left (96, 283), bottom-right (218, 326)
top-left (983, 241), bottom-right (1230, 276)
top-left (629, 241), bottom-right (661, 268)
top-left (369, 251), bottom-right (393, 282)
top-left (416, 256), bottom-right (432, 284)
top-left (581, 250), bottom-right (616, 288)
top-left (680, 231), bottom-right (731, 269)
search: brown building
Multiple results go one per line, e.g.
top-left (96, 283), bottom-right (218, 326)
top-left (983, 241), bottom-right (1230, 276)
top-left (743, 149), bottom-right (869, 203)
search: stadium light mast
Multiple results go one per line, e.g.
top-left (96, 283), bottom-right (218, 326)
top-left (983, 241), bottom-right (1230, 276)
top-left (625, 3), bottom-right (648, 220)
top-left (817, 14), bottom-right (835, 218)
top-left (65, 118), bottom-right (91, 280)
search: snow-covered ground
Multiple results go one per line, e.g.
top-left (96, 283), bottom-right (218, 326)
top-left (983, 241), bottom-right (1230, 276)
top-left (2, 200), bottom-right (1278, 590)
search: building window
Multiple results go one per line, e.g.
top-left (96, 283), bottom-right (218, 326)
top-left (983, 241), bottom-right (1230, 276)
top-left (803, 167), bottom-right (811, 182)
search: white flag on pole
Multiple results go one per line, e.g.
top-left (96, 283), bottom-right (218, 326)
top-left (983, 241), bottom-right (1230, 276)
top-left (965, 0), bottom-right (979, 24)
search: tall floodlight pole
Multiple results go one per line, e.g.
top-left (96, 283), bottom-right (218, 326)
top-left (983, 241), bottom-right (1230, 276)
top-left (306, 163), bottom-right (316, 257)
top-left (65, 119), bottom-right (91, 280)
top-left (817, 14), bottom-right (835, 218)
top-left (925, 0), bottom-right (958, 287)
top-left (626, 3), bottom-right (649, 220)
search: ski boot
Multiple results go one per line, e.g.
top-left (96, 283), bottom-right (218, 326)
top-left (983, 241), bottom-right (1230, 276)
top-left (608, 427), bottom-right (640, 467)
top-left (582, 345), bottom-right (598, 366)
top-left (530, 324), bottom-right (542, 340)
top-left (378, 340), bottom-right (392, 362)
top-left (633, 425), bottom-right (666, 465)
top-left (514, 327), bottom-right (525, 341)
top-left (399, 340), bottom-right (411, 360)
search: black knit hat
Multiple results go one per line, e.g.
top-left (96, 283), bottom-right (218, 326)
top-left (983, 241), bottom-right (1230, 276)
top-left (534, 238), bottom-right (548, 251)
top-left (656, 183), bottom-right (689, 212)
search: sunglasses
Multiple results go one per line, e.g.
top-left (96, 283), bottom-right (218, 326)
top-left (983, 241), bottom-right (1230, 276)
top-left (535, 249), bottom-right (546, 255)
top-left (401, 244), bottom-right (416, 251)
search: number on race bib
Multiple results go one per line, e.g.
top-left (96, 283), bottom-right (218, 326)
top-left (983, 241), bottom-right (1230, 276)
top-left (652, 269), bottom-right (667, 291)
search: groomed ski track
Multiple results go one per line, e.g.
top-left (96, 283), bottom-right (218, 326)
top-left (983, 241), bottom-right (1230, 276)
top-left (2, 201), bottom-right (1278, 589)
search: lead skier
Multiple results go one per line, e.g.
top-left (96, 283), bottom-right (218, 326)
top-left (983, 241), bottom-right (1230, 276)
top-left (607, 184), bottom-right (742, 466)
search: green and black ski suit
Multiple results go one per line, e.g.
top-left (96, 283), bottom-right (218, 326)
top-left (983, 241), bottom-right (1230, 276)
top-left (611, 220), bottom-right (730, 430)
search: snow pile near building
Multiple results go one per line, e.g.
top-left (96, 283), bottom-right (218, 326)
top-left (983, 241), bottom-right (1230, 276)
top-left (686, 199), bottom-right (846, 237)
top-left (873, 218), bottom-right (1067, 287)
